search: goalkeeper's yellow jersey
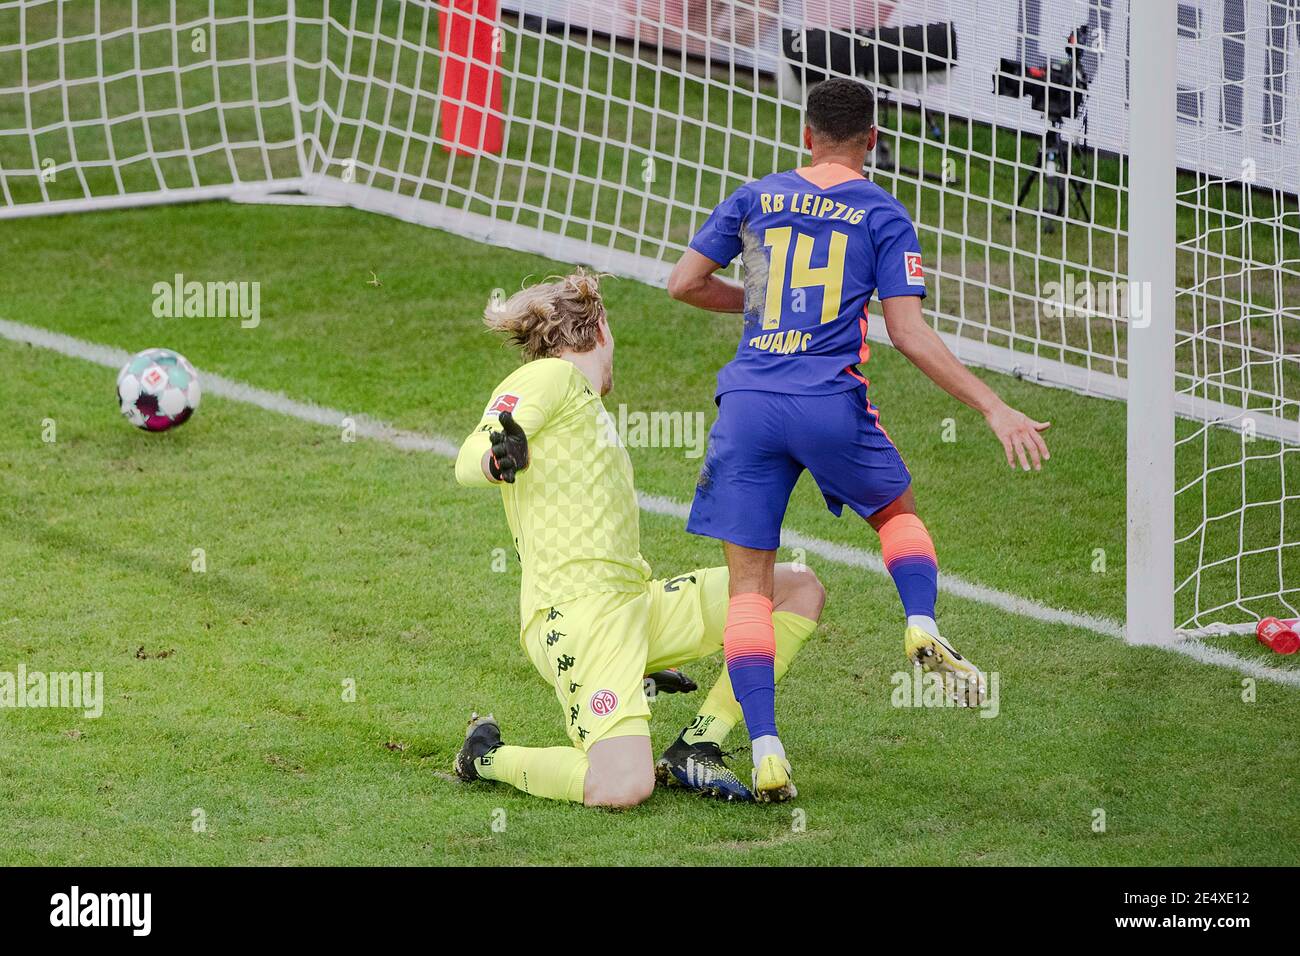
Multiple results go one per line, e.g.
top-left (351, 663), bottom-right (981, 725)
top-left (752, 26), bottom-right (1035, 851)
top-left (455, 358), bottom-right (651, 628)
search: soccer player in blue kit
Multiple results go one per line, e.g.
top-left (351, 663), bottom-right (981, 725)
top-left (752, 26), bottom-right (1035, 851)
top-left (667, 77), bottom-right (1051, 801)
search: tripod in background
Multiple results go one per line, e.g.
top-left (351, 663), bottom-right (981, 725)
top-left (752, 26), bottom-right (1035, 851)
top-left (994, 23), bottom-right (1098, 229)
top-left (1016, 121), bottom-right (1092, 229)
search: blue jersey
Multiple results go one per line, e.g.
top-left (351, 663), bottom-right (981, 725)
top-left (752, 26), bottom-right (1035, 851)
top-left (688, 163), bottom-right (926, 397)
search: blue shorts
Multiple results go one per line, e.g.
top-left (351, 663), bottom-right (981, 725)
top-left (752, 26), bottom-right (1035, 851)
top-left (686, 386), bottom-right (911, 551)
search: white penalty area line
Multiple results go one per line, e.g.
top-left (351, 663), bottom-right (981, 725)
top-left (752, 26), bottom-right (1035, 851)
top-left (4, 317), bottom-right (1297, 690)
top-left (638, 492), bottom-right (1300, 689)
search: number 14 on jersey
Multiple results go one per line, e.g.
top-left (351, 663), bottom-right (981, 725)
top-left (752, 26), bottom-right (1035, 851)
top-left (762, 226), bottom-right (849, 329)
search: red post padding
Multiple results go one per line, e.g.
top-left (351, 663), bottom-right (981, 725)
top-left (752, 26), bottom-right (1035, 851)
top-left (439, 0), bottom-right (503, 155)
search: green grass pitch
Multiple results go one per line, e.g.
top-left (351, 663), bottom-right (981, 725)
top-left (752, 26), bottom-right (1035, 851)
top-left (1, 202), bottom-right (1297, 866)
top-left (1, 0), bottom-right (1296, 865)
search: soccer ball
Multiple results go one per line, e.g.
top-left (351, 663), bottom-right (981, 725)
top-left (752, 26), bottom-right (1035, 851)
top-left (116, 348), bottom-right (201, 431)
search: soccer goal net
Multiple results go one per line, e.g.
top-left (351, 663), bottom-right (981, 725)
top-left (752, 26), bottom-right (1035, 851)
top-left (0, 0), bottom-right (1295, 643)
top-left (1168, 0), bottom-right (1300, 636)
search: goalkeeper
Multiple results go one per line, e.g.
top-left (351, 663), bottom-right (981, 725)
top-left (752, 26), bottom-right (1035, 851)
top-left (452, 271), bottom-right (825, 807)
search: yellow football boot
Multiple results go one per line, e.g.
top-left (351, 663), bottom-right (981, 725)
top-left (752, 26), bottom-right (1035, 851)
top-left (752, 754), bottom-right (797, 803)
top-left (904, 625), bottom-right (986, 707)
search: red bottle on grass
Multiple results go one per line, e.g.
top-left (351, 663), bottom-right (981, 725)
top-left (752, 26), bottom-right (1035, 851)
top-left (1256, 617), bottom-right (1300, 655)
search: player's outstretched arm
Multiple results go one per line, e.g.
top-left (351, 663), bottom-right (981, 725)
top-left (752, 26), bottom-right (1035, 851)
top-left (666, 249), bottom-right (745, 313)
top-left (881, 295), bottom-right (1051, 472)
top-left (455, 412), bottom-right (530, 486)
top-left (455, 426), bottom-right (500, 487)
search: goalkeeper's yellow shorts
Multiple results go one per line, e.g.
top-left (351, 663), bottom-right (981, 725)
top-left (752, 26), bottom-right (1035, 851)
top-left (521, 566), bottom-right (730, 751)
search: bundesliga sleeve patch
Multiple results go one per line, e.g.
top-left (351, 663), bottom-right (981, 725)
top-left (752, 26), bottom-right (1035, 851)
top-left (905, 251), bottom-right (925, 286)
top-left (488, 393), bottom-right (520, 414)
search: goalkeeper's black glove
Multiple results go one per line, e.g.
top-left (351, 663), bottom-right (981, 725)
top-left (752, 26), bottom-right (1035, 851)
top-left (644, 668), bottom-right (698, 695)
top-left (488, 411), bottom-right (529, 483)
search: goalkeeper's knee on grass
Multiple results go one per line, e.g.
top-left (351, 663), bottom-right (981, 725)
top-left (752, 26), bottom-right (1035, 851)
top-left (473, 740), bottom-right (654, 808)
top-left (464, 716), bottom-right (655, 808)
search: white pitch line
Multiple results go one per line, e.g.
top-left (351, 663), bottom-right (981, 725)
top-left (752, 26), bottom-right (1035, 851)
top-left (637, 491), bottom-right (1126, 638)
top-left (1164, 639), bottom-right (1300, 688)
top-left (4, 317), bottom-right (1297, 689)
top-left (0, 318), bottom-right (460, 457)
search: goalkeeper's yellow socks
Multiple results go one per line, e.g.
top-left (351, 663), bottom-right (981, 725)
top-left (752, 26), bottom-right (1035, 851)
top-left (686, 611), bottom-right (818, 749)
top-left (476, 745), bottom-right (588, 803)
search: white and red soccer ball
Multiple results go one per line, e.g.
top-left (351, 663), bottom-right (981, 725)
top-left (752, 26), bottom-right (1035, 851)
top-left (116, 348), bottom-right (201, 432)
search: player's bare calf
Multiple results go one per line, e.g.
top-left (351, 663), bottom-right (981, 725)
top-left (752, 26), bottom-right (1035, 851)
top-left (582, 736), bottom-right (655, 809)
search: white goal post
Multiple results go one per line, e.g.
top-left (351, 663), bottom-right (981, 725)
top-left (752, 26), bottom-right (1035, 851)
top-left (1126, 0), bottom-right (1176, 645)
top-left (1, 0), bottom-right (1295, 642)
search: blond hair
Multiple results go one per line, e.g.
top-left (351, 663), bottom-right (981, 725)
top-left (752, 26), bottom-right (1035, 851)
top-left (484, 269), bottom-right (607, 359)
